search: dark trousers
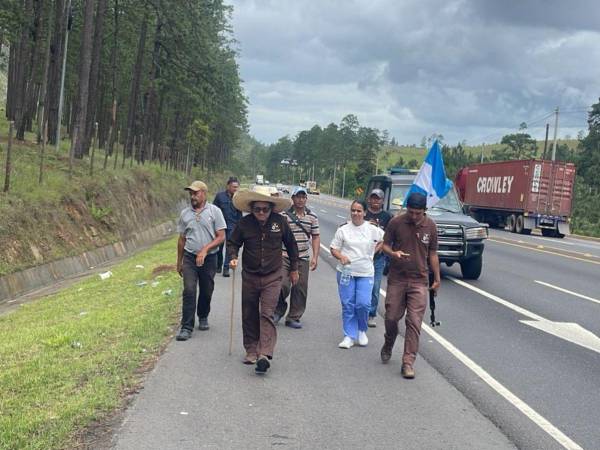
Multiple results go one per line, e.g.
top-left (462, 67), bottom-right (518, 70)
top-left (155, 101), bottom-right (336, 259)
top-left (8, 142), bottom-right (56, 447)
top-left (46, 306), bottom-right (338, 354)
top-left (241, 270), bottom-right (282, 358)
top-left (383, 280), bottom-right (428, 366)
top-left (276, 258), bottom-right (310, 321)
top-left (181, 251), bottom-right (217, 331)
top-left (217, 228), bottom-right (233, 270)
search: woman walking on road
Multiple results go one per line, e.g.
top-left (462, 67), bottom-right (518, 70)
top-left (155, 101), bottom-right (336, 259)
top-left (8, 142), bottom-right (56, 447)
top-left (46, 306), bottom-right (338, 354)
top-left (330, 200), bottom-right (384, 349)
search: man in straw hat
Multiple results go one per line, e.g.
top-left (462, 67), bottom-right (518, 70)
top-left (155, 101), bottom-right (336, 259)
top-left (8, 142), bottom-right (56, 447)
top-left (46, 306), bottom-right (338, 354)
top-left (176, 181), bottom-right (227, 341)
top-left (227, 189), bottom-right (300, 374)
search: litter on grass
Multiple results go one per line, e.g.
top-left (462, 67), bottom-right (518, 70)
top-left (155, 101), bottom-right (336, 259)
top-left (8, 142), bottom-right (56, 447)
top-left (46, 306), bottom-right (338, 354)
top-left (99, 271), bottom-right (113, 280)
top-left (135, 264), bottom-right (145, 269)
top-left (136, 281), bottom-right (148, 287)
top-left (162, 289), bottom-right (173, 296)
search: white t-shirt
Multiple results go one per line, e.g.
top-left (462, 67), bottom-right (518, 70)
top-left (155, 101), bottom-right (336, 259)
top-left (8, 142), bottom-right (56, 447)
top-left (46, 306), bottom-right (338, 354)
top-left (330, 221), bottom-right (384, 277)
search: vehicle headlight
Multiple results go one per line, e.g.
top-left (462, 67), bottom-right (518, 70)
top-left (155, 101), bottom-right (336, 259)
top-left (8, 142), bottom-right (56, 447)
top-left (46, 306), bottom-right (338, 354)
top-left (465, 227), bottom-right (488, 240)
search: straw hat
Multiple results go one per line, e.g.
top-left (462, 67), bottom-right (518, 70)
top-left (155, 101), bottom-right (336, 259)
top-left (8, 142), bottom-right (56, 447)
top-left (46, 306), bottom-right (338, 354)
top-left (233, 189), bottom-right (291, 213)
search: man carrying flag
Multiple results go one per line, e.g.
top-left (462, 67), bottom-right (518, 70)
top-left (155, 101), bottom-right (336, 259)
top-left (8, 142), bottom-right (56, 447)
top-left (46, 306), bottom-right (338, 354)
top-left (380, 140), bottom-right (446, 379)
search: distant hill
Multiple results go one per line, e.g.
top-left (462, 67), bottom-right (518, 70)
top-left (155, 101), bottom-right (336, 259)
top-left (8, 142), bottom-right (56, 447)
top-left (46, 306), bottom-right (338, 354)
top-left (378, 139), bottom-right (580, 172)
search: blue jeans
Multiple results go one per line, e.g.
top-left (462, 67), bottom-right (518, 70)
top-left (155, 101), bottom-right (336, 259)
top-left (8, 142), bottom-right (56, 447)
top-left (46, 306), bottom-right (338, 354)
top-left (370, 253), bottom-right (387, 317)
top-left (337, 272), bottom-right (373, 340)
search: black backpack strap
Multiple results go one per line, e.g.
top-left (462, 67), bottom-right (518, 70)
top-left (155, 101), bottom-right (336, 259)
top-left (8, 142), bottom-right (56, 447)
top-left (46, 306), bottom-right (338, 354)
top-left (287, 208), bottom-right (312, 239)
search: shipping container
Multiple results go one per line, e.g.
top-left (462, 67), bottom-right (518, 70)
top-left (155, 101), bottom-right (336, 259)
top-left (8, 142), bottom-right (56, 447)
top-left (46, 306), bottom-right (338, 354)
top-left (455, 159), bottom-right (576, 237)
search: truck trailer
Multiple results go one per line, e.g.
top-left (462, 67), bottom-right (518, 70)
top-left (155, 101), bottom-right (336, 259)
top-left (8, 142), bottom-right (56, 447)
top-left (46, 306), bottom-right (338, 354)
top-left (455, 159), bottom-right (575, 237)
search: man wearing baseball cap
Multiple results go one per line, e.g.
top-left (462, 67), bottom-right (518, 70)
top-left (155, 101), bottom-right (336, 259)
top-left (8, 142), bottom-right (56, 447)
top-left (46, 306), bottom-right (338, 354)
top-left (175, 181), bottom-right (227, 341)
top-left (380, 192), bottom-right (441, 379)
top-left (365, 188), bottom-right (392, 328)
top-left (274, 186), bottom-right (320, 328)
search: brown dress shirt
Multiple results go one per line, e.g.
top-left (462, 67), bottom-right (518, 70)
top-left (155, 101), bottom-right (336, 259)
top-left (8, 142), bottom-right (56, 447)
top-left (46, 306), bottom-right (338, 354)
top-left (227, 212), bottom-right (299, 275)
top-left (383, 213), bottom-right (438, 285)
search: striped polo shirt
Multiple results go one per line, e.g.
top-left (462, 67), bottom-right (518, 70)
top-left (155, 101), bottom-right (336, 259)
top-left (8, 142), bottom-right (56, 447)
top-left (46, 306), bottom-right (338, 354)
top-left (282, 207), bottom-right (319, 260)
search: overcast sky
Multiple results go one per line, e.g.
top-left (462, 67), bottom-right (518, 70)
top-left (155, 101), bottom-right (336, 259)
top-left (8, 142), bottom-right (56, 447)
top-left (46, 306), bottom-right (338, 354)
top-left (228, 0), bottom-right (600, 146)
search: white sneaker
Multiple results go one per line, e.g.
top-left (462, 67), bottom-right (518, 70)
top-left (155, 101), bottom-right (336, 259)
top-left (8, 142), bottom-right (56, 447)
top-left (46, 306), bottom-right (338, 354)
top-left (357, 331), bottom-right (368, 347)
top-left (338, 336), bottom-right (354, 349)
top-left (367, 317), bottom-right (377, 328)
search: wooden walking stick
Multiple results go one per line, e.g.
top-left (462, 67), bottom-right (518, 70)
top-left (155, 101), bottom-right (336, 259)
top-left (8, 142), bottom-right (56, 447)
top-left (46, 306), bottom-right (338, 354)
top-left (228, 268), bottom-right (236, 355)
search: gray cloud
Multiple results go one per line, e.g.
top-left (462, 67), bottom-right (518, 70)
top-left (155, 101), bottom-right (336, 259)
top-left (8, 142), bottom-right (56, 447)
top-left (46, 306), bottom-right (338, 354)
top-left (230, 0), bottom-right (599, 144)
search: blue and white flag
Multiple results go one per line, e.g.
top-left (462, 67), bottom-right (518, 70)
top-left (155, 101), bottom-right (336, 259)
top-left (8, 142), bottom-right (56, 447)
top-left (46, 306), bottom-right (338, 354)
top-left (405, 140), bottom-right (453, 208)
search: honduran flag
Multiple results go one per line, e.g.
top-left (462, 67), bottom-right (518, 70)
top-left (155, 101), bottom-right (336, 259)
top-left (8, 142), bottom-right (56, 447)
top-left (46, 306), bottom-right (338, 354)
top-left (405, 140), bottom-right (453, 208)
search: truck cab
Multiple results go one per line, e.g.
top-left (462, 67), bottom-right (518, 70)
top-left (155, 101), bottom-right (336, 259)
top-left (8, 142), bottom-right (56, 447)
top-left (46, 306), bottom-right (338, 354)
top-left (366, 168), bottom-right (488, 279)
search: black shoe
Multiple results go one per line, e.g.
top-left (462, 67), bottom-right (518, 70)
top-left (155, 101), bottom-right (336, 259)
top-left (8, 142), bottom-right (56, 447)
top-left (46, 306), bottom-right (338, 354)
top-left (216, 266), bottom-right (222, 274)
top-left (285, 319), bottom-right (302, 329)
top-left (198, 318), bottom-right (209, 330)
top-left (176, 328), bottom-right (192, 341)
top-left (255, 357), bottom-right (270, 375)
top-left (222, 267), bottom-right (230, 277)
top-left (380, 344), bottom-right (392, 363)
top-left (272, 313), bottom-right (282, 325)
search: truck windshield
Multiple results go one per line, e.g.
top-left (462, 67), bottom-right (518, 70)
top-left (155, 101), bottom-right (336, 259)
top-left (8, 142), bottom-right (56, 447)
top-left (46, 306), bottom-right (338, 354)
top-left (389, 185), bottom-right (461, 213)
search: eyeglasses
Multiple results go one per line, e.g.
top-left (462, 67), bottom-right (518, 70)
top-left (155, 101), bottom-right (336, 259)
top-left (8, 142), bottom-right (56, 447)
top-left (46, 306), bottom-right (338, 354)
top-left (252, 206), bottom-right (271, 213)
top-left (350, 209), bottom-right (364, 213)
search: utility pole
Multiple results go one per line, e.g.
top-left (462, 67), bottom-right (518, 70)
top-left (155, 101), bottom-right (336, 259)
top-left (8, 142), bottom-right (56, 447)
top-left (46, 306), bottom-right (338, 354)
top-left (543, 123), bottom-right (550, 159)
top-left (56, 0), bottom-right (72, 152)
top-left (341, 166), bottom-right (346, 198)
top-left (332, 163), bottom-right (337, 196)
top-left (480, 143), bottom-right (485, 163)
top-left (551, 107), bottom-right (559, 161)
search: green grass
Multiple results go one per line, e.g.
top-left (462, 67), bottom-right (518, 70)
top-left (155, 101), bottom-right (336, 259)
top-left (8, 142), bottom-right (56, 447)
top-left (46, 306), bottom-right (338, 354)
top-left (0, 237), bottom-right (181, 450)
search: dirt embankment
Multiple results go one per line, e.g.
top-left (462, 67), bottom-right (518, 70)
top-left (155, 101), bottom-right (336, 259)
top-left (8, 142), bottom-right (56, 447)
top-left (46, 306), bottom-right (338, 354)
top-left (0, 168), bottom-right (188, 277)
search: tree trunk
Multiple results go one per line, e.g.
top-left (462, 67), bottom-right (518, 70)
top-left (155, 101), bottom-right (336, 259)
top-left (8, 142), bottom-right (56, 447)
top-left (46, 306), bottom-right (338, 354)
top-left (124, 15), bottom-right (148, 158)
top-left (71, 0), bottom-right (96, 160)
top-left (46, 0), bottom-right (66, 145)
top-left (82, 0), bottom-right (108, 155)
top-left (105, 0), bottom-right (120, 156)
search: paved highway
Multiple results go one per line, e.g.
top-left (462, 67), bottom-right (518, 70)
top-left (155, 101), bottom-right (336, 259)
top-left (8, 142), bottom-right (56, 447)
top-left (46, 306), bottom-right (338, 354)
top-left (309, 192), bottom-right (600, 450)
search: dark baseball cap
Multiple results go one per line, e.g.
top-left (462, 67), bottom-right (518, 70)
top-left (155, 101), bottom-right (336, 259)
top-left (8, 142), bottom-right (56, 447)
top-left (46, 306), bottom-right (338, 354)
top-left (406, 192), bottom-right (427, 209)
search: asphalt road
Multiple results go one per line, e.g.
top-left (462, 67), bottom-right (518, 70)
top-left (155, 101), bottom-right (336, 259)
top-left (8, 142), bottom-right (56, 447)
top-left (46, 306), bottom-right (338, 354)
top-left (112, 249), bottom-right (514, 450)
top-left (310, 193), bottom-right (600, 450)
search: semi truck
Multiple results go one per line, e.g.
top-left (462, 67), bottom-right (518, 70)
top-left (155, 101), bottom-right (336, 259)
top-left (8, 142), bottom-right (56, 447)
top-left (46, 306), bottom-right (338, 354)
top-left (455, 159), bottom-right (576, 238)
top-left (366, 169), bottom-right (488, 279)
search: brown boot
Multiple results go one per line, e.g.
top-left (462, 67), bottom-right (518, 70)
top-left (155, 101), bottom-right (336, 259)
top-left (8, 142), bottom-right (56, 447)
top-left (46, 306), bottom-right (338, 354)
top-left (401, 364), bottom-right (415, 379)
top-left (243, 353), bottom-right (257, 365)
top-left (380, 344), bottom-right (392, 363)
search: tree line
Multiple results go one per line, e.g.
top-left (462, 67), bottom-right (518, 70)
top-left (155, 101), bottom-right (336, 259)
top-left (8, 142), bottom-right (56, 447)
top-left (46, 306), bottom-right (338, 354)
top-left (1, 0), bottom-right (246, 173)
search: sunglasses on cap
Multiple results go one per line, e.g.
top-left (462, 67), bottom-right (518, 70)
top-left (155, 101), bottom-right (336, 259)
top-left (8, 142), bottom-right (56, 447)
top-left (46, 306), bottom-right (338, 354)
top-left (252, 206), bottom-right (272, 213)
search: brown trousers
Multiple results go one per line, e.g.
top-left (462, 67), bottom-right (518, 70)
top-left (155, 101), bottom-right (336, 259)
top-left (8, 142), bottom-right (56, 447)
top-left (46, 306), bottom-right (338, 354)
top-left (241, 270), bottom-right (283, 358)
top-left (276, 257), bottom-right (310, 320)
top-left (384, 280), bottom-right (428, 366)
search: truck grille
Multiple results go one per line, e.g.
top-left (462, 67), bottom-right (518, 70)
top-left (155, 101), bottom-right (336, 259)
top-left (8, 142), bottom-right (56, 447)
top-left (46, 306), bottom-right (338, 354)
top-left (436, 223), bottom-right (464, 257)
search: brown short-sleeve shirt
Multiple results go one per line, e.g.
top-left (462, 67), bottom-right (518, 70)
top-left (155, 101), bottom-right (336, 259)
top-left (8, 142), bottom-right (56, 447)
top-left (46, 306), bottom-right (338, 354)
top-left (383, 213), bottom-right (438, 285)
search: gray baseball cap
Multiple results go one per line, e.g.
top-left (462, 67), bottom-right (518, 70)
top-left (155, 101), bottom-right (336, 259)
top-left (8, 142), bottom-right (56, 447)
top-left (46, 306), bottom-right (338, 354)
top-left (369, 188), bottom-right (385, 199)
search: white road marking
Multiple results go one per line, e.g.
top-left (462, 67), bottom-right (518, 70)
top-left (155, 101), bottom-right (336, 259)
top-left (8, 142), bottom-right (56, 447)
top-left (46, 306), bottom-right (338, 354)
top-left (336, 214), bottom-right (346, 219)
top-left (448, 276), bottom-right (600, 355)
top-left (317, 244), bottom-right (581, 449)
top-left (534, 280), bottom-right (600, 306)
top-left (320, 209), bottom-right (328, 213)
top-left (377, 288), bottom-right (583, 450)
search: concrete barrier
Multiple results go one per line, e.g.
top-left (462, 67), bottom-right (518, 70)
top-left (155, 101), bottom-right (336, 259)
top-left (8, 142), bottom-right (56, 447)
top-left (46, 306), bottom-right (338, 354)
top-left (0, 219), bottom-right (178, 304)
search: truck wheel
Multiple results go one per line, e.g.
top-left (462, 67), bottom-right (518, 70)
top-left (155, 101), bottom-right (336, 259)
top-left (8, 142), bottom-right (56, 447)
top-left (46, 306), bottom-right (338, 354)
top-left (506, 214), bottom-right (517, 233)
top-left (515, 215), bottom-right (524, 234)
top-left (514, 215), bottom-right (531, 234)
top-left (460, 255), bottom-right (483, 280)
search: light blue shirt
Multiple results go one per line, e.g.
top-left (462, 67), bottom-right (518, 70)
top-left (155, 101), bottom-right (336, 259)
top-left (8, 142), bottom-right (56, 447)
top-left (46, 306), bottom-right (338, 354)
top-left (177, 203), bottom-right (226, 254)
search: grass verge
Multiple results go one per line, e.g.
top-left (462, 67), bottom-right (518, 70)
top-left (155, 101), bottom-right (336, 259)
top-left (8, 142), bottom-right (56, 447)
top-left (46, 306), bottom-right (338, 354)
top-left (0, 237), bottom-right (181, 450)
